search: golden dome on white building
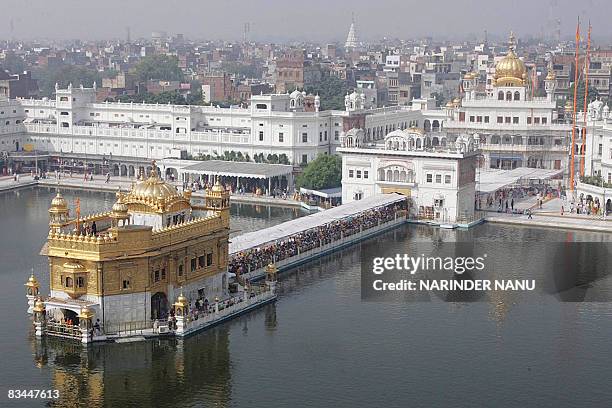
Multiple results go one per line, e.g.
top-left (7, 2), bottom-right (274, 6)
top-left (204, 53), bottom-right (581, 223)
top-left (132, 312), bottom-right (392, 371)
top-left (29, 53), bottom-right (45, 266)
top-left (494, 32), bottom-right (527, 87)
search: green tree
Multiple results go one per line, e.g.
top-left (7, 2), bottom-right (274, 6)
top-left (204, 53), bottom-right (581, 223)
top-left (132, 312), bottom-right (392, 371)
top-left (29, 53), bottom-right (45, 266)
top-left (430, 92), bottom-right (445, 107)
top-left (33, 65), bottom-right (102, 97)
top-left (221, 61), bottom-right (262, 79)
top-left (1, 52), bottom-right (26, 74)
top-left (132, 55), bottom-right (183, 82)
top-left (278, 153), bottom-right (290, 165)
top-left (304, 73), bottom-right (349, 110)
top-left (568, 80), bottom-right (601, 107)
top-left (295, 154), bottom-right (342, 190)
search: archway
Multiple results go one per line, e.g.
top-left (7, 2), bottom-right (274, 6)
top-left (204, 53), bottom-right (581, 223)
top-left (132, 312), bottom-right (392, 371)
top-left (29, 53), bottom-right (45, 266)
top-left (165, 167), bottom-right (178, 181)
top-left (432, 120), bottom-right (440, 132)
top-left (424, 120), bottom-right (431, 132)
top-left (128, 165), bottom-right (135, 177)
top-left (151, 292), bottom-right (168, 320)
top-left (120, 164), bottom-right (128, 176)
top-left (607, 199), bottom-right (612, 215)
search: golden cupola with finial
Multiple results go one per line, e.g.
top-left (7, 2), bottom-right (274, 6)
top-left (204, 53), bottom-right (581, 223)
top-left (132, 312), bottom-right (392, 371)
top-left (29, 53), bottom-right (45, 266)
top-left (494, 32), bottom-right (527, 87)
top-left (122, 161), bottom-right (191, 216)
top-left (48, 191), bottom-right (70, 232)
top-left (205, 178), bottom-right (230, 222)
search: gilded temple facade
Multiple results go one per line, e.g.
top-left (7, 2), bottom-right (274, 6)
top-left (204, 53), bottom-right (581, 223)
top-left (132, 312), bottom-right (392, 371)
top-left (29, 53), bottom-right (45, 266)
top-left (39, 164), bottom-right (231, 335)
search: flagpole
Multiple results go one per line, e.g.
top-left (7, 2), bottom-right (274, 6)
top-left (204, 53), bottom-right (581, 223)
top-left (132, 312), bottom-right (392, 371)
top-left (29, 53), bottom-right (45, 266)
top-left (580, 22), bottom-right (591, 178)
top-left (569, 16), bottom-right (580, 191)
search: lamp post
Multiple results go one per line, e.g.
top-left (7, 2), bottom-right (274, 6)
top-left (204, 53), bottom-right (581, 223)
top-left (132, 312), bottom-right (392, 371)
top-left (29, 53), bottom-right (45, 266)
top-left (173, 292), bottom-right (188, 335)
top-left (24, 271), bottom-right (40, 314)
top-left (32, 297), bottom-right (46, 337)
top-left (78, 307), bottom-right (94, 344)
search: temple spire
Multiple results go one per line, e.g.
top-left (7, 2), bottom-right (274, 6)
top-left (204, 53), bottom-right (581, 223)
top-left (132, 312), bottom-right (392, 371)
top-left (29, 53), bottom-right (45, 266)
top-left (345, 14), bottom-right (359, 49)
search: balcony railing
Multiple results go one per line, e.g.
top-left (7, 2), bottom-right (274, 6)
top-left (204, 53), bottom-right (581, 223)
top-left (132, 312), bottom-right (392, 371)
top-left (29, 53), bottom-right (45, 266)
top-left (45, 322), bottom-right (82, 339)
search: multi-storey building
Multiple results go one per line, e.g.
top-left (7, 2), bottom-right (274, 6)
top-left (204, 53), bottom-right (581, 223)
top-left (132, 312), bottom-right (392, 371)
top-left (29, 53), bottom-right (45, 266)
top-left (338, 127), bottom-right (477, 223)
top-left (0, 95), bottom-right (25, 154)
top-left (17, 85), bottom-right (445, 168)
top-left (575, 101), bottom-right (612, 214)
top-left (444, 35), bottom-right (571, 171)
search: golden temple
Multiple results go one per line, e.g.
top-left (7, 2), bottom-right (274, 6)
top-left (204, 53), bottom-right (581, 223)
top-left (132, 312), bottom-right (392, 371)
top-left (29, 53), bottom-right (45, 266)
top-left (32, 161), bottom-right (234, 340)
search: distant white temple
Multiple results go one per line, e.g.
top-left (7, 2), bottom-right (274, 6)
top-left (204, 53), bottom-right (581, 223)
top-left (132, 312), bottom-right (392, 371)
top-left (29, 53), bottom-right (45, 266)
top-left (345, 16), bottom-right (359, 49)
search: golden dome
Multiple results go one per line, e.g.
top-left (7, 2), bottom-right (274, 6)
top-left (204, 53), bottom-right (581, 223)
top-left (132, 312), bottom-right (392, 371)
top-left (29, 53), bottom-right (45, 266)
top-left (33, 298), bottom-right (45, 313)
top-left (130, 169), bottom-right (181, 201)
top-left (445, 101), bottom-right (454, 108)
top-left (494, 32), bottom-right (527, 87)
top-left (112, 200), bottom-right (128, 214)
top-left (122, 164), bottom-right (191, 214)
top-left (50, 191), bottom-right (67, 209)
top-left (211, 179), bottom-right (225, 193)
top-left (174, 293), bottom-right (188, 308)
top-left (25, 273), bottom-right (39, 288)
top-left (112, 191), bottom-right (128, 214)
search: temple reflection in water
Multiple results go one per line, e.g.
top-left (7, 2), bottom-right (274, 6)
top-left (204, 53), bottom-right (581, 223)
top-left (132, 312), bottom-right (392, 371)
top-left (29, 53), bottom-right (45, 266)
top-left (31, 317), bottom-right (243, 408)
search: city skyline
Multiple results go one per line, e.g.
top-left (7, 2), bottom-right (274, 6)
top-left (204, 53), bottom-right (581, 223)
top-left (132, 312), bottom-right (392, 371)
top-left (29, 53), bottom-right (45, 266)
top-left (2, 0), bottom-right (612, 43)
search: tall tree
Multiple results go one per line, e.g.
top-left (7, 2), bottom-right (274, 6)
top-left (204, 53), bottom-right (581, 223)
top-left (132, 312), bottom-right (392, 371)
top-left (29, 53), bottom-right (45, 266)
top-left (304, 73), bottom-right (349, 110)
top-left (568, 79), bottom-right (601, 107)
top-left (132, 55), bottom-right (184, 82)
top-left (296, 154), bottom-right (342, 190)
top-left (33, 65), bottom-right (102, 97)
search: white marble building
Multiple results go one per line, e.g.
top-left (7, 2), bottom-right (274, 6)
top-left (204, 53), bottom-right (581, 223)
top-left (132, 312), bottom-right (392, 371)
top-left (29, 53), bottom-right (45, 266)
top-left (0, 95), bottom-right (26, 153)
top-left (338, 127), bottom-right (478, 223)
top-left (576, 101), bottom-right (612, 213)
top-left (443, 34), bottom-right (571, 171)
top-left (15, 85), bottom-right (445, 169)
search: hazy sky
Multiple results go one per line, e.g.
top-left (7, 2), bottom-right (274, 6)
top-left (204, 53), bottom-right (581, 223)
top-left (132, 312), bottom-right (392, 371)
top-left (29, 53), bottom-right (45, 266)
top-left (3, 0), bottom-right (612, 43)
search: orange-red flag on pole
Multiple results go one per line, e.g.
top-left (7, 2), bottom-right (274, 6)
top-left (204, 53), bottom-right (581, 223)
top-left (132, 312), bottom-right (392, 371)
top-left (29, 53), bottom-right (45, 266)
top-left (75, 197), bottom-right (81, 232)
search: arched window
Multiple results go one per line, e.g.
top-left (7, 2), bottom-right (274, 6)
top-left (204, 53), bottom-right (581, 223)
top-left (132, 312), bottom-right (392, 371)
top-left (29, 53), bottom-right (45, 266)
top-left (491, 135), bottom-right (501, 144)
top-left (399, 170), bottom-right (407, 182)
top-left (498, 91), bottom-right (504, 100)
top-left (378, 169), bottom-right (386, 181)
top-left (386, 169), bottom-right (393, 180)
top-left (65, 277), bottom-right (73, 287)
top-left (290, 100), bottom-right (295, 108)
top-left (514, 91), bottom-right (521, 101)
top-left (506, 91), bottom-right (512, 101)
top-left (393, 170), bottom-right (400, 182)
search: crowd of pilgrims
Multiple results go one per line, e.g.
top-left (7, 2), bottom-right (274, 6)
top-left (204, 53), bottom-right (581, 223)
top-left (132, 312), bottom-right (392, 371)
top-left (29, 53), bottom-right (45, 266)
top-left (228, 201), bottom-right (406, 276)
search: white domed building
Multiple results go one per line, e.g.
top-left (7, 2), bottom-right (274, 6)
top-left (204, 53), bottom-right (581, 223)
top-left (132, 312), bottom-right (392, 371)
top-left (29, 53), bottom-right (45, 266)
top-left (445, 32), bottom-right (571, 172)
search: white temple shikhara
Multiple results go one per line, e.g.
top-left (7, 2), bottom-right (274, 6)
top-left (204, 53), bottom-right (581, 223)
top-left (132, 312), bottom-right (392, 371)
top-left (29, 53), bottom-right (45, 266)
top-left (345, 15), bottom-right (359, 49)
